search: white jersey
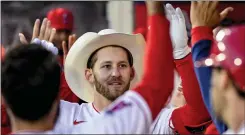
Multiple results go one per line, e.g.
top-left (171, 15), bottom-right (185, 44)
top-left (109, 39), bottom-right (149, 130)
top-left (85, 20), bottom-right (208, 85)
top-left (55, 92), bottom-right (176, 134)
top-left (69, 90), bottom-right (152, 134)
top-left (55, 100), bottom-right (100, 127)
top-left (150, 107), bottom-right (175, 134)
top-left (10, 124), bottom-right (74, 134)
top-left (13, 91), bottom-right (152, 134)
top-left (54, 90), bottom-right (152, 134)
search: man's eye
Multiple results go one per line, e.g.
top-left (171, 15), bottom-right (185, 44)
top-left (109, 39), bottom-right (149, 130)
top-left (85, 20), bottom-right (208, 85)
top-left (102, 65), bottom-right (111, 69)
top-left (119, 64), bottom-right (127, 68)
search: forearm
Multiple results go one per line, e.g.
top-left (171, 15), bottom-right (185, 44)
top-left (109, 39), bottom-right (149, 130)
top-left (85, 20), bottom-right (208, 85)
top-left (191, 26), bottom-right (227, 133)
top-left (174, 53), bottom-right (211, 124)
top-left (134, 13), bottom-right (174, 121)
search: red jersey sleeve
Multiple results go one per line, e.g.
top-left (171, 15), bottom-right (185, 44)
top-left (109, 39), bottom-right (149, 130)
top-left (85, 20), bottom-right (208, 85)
top-left (170, 54), bottom-right (212, 134)
top-left (133, 13), bottom-right (174, 120)
top-left (59, 71), bottom-right (80, 103)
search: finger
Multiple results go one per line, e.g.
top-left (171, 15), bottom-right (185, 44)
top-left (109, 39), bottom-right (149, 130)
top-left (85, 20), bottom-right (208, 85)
top-left (62, 41), bottom-right (68, 59)
top-left (44, 20), bottom-right (51, 41)
top-left (19, 33), bottom-right (29, 45)
top-left (39, 18), bottom-right (48, 39)
top-left (204, 1), bottom-right (210, 8)
top-left (69, 34), bottom-right (77, 49)
top-left (191, 1), bottom-right (198, 10)
top-left (49, 28), bottom-right (56, 42)
top-left (164, 5), bottom-right (171, 20)
top-left (166, 3), bottom-right (178, 20)
top-left (220, 7), bottom-right (234, 21)
top-left (72, 34), bottom-right (77, 42)
top-left (68, 35), bottom-right (73, 49)
top-left (210, 1), bottom-right (219, 12)
top-left (176, 7), bottom-right (185, 21)
top-left (32, 19), bottom-right (40, 41)
top-left (197, 1), bottom-right (205, 6)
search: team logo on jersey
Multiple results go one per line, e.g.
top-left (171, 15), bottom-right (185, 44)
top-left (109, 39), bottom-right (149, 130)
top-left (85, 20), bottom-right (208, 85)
top-left (106, 101), bottom-right (132, 115)
top-left (63, 13), bottom-right (68, 24)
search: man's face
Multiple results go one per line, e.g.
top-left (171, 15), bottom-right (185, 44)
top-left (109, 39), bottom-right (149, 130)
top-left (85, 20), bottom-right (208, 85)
top-left (211, 68), bottom-right (227, 120)
top-left (53, 30), bottom-right (71, 49)
top-left (90, 46), bottom-right (134, 101)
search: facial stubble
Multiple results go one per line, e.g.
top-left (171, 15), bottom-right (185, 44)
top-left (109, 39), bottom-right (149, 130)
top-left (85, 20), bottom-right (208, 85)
top-left (93, 74), bottom-right (130, 101)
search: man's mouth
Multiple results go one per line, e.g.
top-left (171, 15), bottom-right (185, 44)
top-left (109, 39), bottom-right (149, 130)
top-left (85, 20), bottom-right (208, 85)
top-left (108, 81), bottom-right (123, 86)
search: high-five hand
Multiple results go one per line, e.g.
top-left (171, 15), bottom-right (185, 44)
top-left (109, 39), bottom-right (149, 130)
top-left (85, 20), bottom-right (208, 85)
top-left (165, 4), bottom-right (190, 59)
top-left (19, 18), bottom-right (56, 44)
top-left (190, 1), bottom-right (233, 28)
top-left (19, 18), bottom-right (58, 55)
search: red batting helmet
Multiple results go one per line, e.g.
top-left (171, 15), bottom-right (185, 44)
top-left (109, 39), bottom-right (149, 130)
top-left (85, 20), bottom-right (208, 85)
top-left (47, 8), bottom-right (74, 31)
top-left (197, 25), bottom-right (245, 91)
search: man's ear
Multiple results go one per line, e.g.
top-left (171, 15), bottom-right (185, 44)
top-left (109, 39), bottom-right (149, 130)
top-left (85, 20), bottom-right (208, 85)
top-left (85, 69), bottom-right (95, 84)
top-left (130, 67), bottom-right (135, 81)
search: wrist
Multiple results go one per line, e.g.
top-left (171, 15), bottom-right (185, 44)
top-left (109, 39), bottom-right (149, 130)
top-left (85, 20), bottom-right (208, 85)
top-left (191, 26), bottom-right (213, 46)
top-left (173, 46), bottom-right (191, 59)
top-left (146, 2), bottom-right (165, 16)
top-left (192, 24), bottom-right (208, 29)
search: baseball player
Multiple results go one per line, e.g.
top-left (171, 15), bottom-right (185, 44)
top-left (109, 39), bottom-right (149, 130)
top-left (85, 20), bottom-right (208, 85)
top-left (47, 8), bottom-right (73, 56)
top-left (190, 1), bottom-right (235, 134)
top-left (54, 2), bottom-right (164, 128)
top-left (192, 21), bottom-right (245, 134)
top-left (18, 8), bottom-right (80, 104)
top-left (1, 17), bottom-right (61, 134)
top-left (148, 4), bottom-right (211, 134)
top-left (47, 8), bottom-right (80, 103)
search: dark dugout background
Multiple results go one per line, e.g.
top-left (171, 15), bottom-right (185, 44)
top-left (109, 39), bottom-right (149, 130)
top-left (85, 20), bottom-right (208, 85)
top-left (1, 1), bottom-right (108, 48)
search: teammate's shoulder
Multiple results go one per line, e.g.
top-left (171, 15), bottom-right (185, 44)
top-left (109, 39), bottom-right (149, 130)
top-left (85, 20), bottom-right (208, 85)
top-left (59, 100), bottom-right (81, 110)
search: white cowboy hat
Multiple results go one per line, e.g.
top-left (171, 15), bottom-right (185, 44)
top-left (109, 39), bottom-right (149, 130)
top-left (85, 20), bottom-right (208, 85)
top-left (64, 29), bottom-right (146, 102)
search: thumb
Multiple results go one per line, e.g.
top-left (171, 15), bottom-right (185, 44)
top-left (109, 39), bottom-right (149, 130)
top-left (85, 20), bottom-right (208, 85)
top-left (19, 33), bottom-right (29, 45)
top-left (220, 7), bottom-right (233, 21)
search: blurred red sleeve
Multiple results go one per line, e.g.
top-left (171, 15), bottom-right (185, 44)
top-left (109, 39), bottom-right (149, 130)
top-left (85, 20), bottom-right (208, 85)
top-left (205, 122), bottom-right (219, 134)
top-left (59, 71), bottom-right (80, 103)
top-left (58, 56), bottom-right (80, 103)
top-left (1, 104), bottom-right (11, 135)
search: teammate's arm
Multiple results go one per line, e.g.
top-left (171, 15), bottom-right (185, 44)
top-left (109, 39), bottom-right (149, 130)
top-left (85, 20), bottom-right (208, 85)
top-left (190, 1), bottom-right (233, 133)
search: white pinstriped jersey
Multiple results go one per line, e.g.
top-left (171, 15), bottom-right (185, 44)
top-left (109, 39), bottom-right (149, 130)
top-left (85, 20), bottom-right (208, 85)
top-left (13, 91), bottom-right (152, 134)
top-left (70, 90), bottom-right (152, 134)
top-left (54, 92), bottom-right (175, 134)
top-left (55, 100), bottom-right (100, 127)
top-left (150, 108), bottom-right (175, 134)
top-left (43, 90), bottom-right (150, 134)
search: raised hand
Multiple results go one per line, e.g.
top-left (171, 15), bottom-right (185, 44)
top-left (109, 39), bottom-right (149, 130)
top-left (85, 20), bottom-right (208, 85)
top-left (190, 1), bottom-right (233, 28)
top-left (19, 18), bottom-right (56, 44)
top-left (19, 18), bottom-right (58, 55)
top-left (62, 34), bottom-right (76, 62)
top-left (165, 4), bottom-right (190, 59)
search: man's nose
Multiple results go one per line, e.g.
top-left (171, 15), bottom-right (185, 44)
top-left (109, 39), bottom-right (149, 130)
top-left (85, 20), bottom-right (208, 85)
top-left (111, 67), bottom-right (121, 77)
